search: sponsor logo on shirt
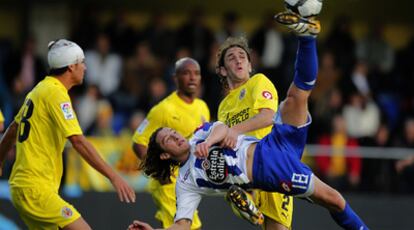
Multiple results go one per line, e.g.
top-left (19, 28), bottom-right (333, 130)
top-left (262, 91), bottom-right (273, 99)
top-left (60, 102), bottom-right (74, 120)
top-left (136, 119), bottom-right (149, 134)
top-left (202, 146), bottom-right (228, 185)
top-left (239, 88), bottom-right (246, 100)
top-left (61, 206), bottom-right (73, 218)
top-left (280, 181), bottom-right (292, 193)
top-left (224, 108), bottom-right (250, 127)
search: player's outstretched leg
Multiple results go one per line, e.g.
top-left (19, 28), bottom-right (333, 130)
top-left (310, 176), bottom-right (369, 230)
top-left (226, 185), bottom-right (264, 226)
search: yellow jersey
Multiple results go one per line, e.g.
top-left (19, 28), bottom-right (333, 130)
top-left (218, 73), bottom-right (278, 139)
top-left (0, 109), bottom-right (4, 123)
top-left (132, 91), bottom-right (210, 146)
top-left (10, 76), bottom-right (82, 192)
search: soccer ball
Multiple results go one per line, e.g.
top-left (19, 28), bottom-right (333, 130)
top-left (284, 0), bottom-right (323, 18)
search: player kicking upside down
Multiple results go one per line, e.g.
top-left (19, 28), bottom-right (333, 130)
top-left (128, 11), bottom-right (369, 230)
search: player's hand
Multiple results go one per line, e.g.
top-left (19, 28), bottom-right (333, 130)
top-left (111, 174), bottom-right (136, 203)
top-left (195, 141), bottom-right (211, 158)
top-left (220, 128), bottom-right (239, 149)
top-left (127, 220), bottom-right (154, 230)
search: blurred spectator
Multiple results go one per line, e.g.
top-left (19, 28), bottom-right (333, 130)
top-left (249, 12), bottom-right (285, 93)
top-left (202, 41), bottom-right (222, 119)
top-left (216, 11), bottom-right (244, 44)
top-left (4, 36), bottom-right (46, 113)
top-left (395, 118), bottom-right (414, 192)
top-left (356, 23), bottom-right (395, 75)
top-left (324, 15), bottom-right (356, 77)
top-left (90, 100), bottom-right (115, 137)
top-left (176, 7), bottom-right (215, 67)
top-left (116, 111), bottom-right (146, 174)
top-left (311, 50), bottom-right (341, 101)
top-left (343, 92), bottom-right (380, 143)
top-left (360, 123), bottom-right (397, 192)
top-left (71, 4), bottom-right (101, 50)
top-left (141, 11), bottom-right (176, 63)
top-left (13, 36), bottom-right (45, 93)
top-left (145, 77), bottom-right (168, 109)
top-left (105, 9), bottom-right (137, 57)
top-left (75, 85), bottom-right (102, 135)
top-left (315, 114), bottom-right (361, 191)
top-left (310, 88), bottom-right (344, 141)
top-left (340, 61), bottom-right (372, 100)
top-left (85, 33), bottom-right (122, 97)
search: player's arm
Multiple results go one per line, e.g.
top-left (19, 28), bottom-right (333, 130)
top-left (132, 143), bottom-right (147, 160)
top-left (195, 122), bottom-right (229, 158)
top-left (68, 135), bottom-right (136, 203)
top-left (0, 121), bottom-right (18, 176)
top-left (230, 108), bottom-right (274, 134)
top-left (221, 108), bottom-right (274, 149)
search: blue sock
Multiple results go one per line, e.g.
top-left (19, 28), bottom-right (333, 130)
top-left (330, 203), bottom-right (369, 230)
top-left (293, 36), bottom-right (318, 90)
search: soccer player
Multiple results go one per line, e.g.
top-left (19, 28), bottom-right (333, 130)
top-left (215, 37), bottom-right (290, 229)
top-left (128, 11), bottom-right (369, 230)
top-left (132, 57), bottom-right (210, 229)
top-left (0, 39), bottom-right (136, 230)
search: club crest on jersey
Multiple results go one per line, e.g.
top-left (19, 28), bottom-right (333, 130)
top-left (202, 146), bottom-right (228, 185)
top-left (239, 88), bottom-right (246, 100)
top-left (280, 181), bottom-right (292, 193)
top-left (262, 91), bottom-right (273, 99)
top-left (60, 102), bottom-right (74, 120)
top-left (61, 206), bottom-right (73, 218)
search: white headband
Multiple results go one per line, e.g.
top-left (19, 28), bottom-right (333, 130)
top-left (47, 39), bottom-right (85, 69)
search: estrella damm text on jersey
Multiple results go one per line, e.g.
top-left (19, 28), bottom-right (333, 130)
top-left (10, 76), bottom-right (82, 192)
top-left (218, 74), bottom-right (278, 139)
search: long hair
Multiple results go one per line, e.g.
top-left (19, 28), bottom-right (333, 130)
top-left (215, 36), bottom-right (252, 92)
top-left (139, 128), bottom-right (180, 184)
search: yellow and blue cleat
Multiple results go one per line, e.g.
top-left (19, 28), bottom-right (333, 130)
top-left (226, 185), bottom-right (265, 226)
top-left (274, 11), bottom-right (321, 37)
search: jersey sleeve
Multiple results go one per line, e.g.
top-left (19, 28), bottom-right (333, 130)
top-left (0, 110), bottom-right (4, 123)
top-left (14, 103), bottom-right (24, 124)
top-left (174, 179), bottom-right (202, 222)
top-left (47, 91), bottom-right (83, 137)
top-left (251, 75), bottom-right (278, 112)
top-left (132, 105), bottom-right (165, 147)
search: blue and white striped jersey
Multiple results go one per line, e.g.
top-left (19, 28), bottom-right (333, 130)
top-left (174, 121), bottom-right (259, 222)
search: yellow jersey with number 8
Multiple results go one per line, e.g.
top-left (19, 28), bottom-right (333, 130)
top-left (10, 76), bottom-right (82, 192)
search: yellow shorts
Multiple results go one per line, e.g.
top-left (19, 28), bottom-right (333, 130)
top-left (253, 190), bottom-right (293, 228)
top-left (148, 177), bottom-right (202, 229)
top-left (10, 187), bottom-right (81, 230)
